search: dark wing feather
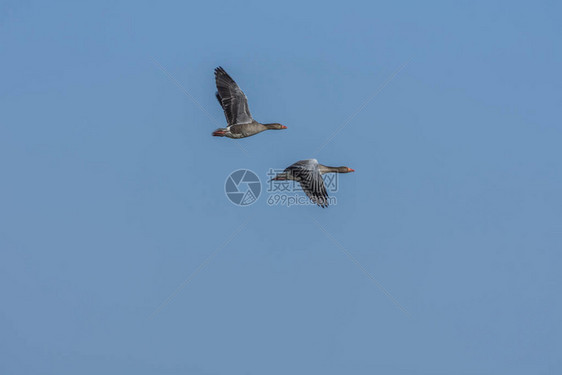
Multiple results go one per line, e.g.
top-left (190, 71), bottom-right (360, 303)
top-left (214, 67), bottom-right (253, 125)
top-left (286, 160), bottom-right (329, 208)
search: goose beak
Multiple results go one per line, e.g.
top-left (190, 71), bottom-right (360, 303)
top-left (348, 168), bottom-right (355, 172)
top-left (281, 125), bottom-right (287, 129)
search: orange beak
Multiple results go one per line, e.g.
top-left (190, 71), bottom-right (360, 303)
top-left (281, 125), bottom-right (287, 129)
top-left (348, 168), bottom-right (355, 172)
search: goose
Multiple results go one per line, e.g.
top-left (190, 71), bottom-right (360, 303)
top-left (271, 159), bottom-right (354, 208)
top-left (212, 67), bottom-right (286, 138)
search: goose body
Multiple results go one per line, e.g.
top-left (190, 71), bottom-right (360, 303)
top-left (212, 67), bottom-right (286, 139)
top-left (271, 159), bottom-right (354, 208)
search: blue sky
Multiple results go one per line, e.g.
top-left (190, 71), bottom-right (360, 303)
top-left (1, 1), bottom-right (561, 374)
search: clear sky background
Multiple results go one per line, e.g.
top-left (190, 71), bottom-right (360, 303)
top-left (1, 1), bottom-right (561, 374)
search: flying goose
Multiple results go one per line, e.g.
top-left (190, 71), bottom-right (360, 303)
top-left (271, 159), bottom-right (354, 208)
top-left (212, 67), bottom-right (286, 138)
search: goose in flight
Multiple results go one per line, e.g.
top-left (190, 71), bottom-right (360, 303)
top-left (271, 159), bottom-right (354, 208)
top-left (212, 67), bottom-right (286, 138)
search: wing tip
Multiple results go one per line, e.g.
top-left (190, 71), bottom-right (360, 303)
top-left (214, 66), bottom-right (226, 77)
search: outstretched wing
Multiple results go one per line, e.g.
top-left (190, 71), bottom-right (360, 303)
top-left (286, 159), bottom-right (330, 208)
top-left (214, 67), bottom-right (253, 126)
